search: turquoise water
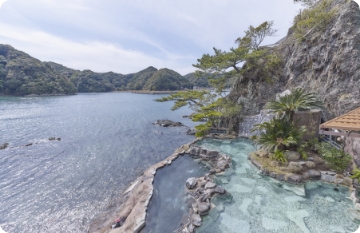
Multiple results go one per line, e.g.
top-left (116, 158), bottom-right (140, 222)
top-left (0, 93), bottom-right (195, 233)
top-left (196, 139), bottom-right (359, 233)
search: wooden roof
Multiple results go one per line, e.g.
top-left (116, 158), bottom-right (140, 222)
top-left (320, 107), bottom-right (360, 131)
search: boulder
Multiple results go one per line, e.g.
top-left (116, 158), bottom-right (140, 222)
top-left (286, 174), bottom-right (302, 184)
top-left (186, 178), bottom-right (198, 189)
top-left (313, 156), bottom-right (325, 165)
top-left (305, 161), bottom-right (316, 168)
top-left (207, 150), bottom-right (219, 158)
top-left (284, 151), bottom-right (301, 161)
top-left (214, 186), bottom-right (226, 194)
top-left (276, 174), bottom-right (286, 181)
top-left (189, 147), bottom-right (200, 156)
top-left (204, 182), bottom-right (216, 190)
top-left (342, 177), bottom-right (353, 186)
top-left (307, 169), bottom-right (321, 180)
top-left (186, 129), bottom-right (196, 135)
top-left (191, 214), bottom-right (202, 227)
top-left (216, 160), bottom-right (227, 171)
top-left (198, 202), bottom-right (211, 215)
top-left (287, 162), bottom-right (303, 173)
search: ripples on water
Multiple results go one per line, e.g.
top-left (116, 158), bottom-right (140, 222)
top-left (0, 93), bottom-right (195, 233)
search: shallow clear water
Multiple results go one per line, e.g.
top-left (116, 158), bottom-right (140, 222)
top-left (142, 155), bottom-right (208, 233)
top-left (0, 93), bottom-right (195, 233)
top-left (196, 138), bottom-right (359, 233)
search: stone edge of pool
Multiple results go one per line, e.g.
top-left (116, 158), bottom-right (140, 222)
top-left (89, 138), bottom-right (360, 233)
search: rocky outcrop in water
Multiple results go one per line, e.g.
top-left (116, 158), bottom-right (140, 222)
top-left (229, 0), bottom-right (360, 119)
top-left (153, 119), bottom-right (185, 127)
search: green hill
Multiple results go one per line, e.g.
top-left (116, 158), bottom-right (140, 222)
top-left (143, 68), bottom-right (192, 91)
top-left (0, 44), bottom-right (218, 96)
top-left (0, 45), bottom-right (77, 96)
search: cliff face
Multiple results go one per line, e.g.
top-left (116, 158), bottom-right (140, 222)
top-left (229, 0), bottom-right (360, 119)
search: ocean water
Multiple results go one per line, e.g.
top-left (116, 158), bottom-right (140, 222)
top-left (0, 93), bottom-right (195, 233)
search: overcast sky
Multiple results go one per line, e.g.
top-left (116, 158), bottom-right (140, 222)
top-left (0, 1), bottom-right (318, 75)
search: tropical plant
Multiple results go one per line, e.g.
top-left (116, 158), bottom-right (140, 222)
top-left (270, 150), bottom-right (287, 164)
top-left (252, 117), bottom-right (306, 152)
top-left (350, 168), bottom-right (360, 181)
top-left (265, 88), bottom-right (324, 122)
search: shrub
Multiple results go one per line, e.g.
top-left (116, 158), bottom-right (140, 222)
top-left (270, 150), bottom-right (287, 164)
top-left (293, 0), bottom-right (337, 41)
top-left (315, 142), bottom-right (352, 172)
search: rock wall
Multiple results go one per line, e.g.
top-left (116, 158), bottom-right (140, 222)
top-left (345, 137), bottom-right (360, 167)
top-left (229, 0), bottom-right (360, 119)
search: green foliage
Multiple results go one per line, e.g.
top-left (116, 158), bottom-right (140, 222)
top-left (156, 91), bottom-right (240, 137)
top-left (235, 21), bottom-right (278, 50)
top-left (315, 142), bottom-right (352, 172)
top-left (193, 21), bottom-right (278, 92)
top-left (265, 88), bottom-right (324, 122)
top-left (252, 118), bottom-right (306, 152)
top-left (270, 150), bottom-right (288, 164)
top-left (350, 168), bottom-right (360, 181)
top-left (155, 90), bottom-right (213, 111)
top-left (293, 0), bottom-right (336, 41)
top-left (297, 145), bottom-right (308, 159)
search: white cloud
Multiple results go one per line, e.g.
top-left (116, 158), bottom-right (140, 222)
top-left (0, 0), bottom-right (303, 75)
top-left (0, 0), bottom-right (7, 8)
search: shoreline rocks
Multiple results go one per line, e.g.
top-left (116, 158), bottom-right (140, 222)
top-left (153, 119), bottom-right (185, 127)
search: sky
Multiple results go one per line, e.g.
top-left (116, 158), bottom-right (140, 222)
top-left (0, 0), bottom-right (336, 75)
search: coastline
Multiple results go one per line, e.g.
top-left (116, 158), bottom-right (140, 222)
top-left (89, 134), bottom-right (360, 233)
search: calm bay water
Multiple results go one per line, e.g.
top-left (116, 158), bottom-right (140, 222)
top-left (0, 93), bottom-right (195, 233)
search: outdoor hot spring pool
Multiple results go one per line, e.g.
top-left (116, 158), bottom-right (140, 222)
top-left (143, 138), bottom-right (359, 233)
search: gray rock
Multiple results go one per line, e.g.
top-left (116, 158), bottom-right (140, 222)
top-left (186, 128), bottom-right (196, 135)
top-left (284, 151), bottom-right (301, 161)
top-left (207, 150), bottom-right (219, 157)
top-left (276, 174), bottom-right (286, 181)
top-left (198, 202), bottom-right (211, 215)
top-left (216, 160), bottom-right (227, 171)
top-left (287, 174), bottom-right (302, 184)
top-left (186, 178), bottom-right (198, 189)
top-left (307, 169), bottom-right (321, 180)
top-left (305, 161), bottom-right (316, 168)
top-left (214, 186), bottom-right (226, 194)
top-left (153, 119), bottom-right (184, 127)
top-left (205, 182), bottom-right (216, 189)
top-left (287, 162), bottom-right (303, 173)
top-left (189, 147), bottom-right (200, 156)
top-left (191, 214), bottom-right (202, 227)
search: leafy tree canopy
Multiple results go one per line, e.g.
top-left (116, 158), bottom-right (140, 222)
top-left (193, 21), bottom-right (278, 93)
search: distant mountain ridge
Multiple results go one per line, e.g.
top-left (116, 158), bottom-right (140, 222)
top-left (0, 44), bottom-right (219, 96)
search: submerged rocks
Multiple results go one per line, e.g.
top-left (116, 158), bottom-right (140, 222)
top-left (153, 119), bottom-right (184, 127)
